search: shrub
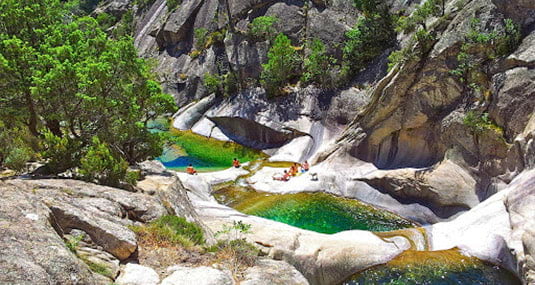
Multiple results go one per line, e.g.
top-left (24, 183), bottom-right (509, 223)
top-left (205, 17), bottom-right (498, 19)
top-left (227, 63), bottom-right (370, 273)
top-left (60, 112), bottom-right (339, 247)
top-left (95, 12), bottom-right (116, 30)
top-left (203, 73), bottom-right (223, 95)
top-left (131, 215), bottom-right (205, 248)
top-left (79, 137), bottom-right (132, 188)
top-left (342, 13), bottom-right (395, 75)
top-left (463, 112), bottom-right (503, 135)
top-left (40, 130), bottom-right (81, 173)
top-left (166, 0), bottom-right (181, 11)
top-left (260, 33), bottom-right (301, 97)
top-left (211, 221), bottom-right (258, 277)
top-left (302, 38), bottom-right (336, 86)
top-left (249, 16), bottom-right (278, 41)
top-left (194, 28), bottom-right (209, 50)
top-left (450, 17), bottom-right (520, 90)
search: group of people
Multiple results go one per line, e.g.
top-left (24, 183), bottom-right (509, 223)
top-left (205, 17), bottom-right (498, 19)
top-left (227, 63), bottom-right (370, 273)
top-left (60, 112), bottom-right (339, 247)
top-left (186, 157), bottom-right (313, 182)
top-left (186, 158), bottom-right (241, 175)
top-left (272, 161), bottom-right (310, 182)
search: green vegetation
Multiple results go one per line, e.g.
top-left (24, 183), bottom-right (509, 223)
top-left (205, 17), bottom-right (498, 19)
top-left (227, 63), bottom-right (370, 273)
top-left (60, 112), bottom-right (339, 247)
top-left (80, 256), bottom-right (113, 278)
top-left (166, 0), bottom-right (181, 11)
top-left (211, 221), bottom-right (259, 276)
top-left (112, 10), bottom-right (135, 38)
top-left (260, 33), bottom-right (301, 96)
top-left (450, 18), bottom-right (520, 95)
top-left (248, 16), bottom-right (278, 41)
top-left (79, 137), bottom-right (140, 187)
top-left (302, 39), bottom-right (336, 86)
top-left (396, 0), bottom-right (444, 34)
top-left (463, 112), bottom-right (503, 136)
top-left (342, 13), bottom-right (396, 75)
top-left (0, 0), bottom-right (176, 185)
top-left (203, 72), bottom-right (238, 97)
top-left (135, 0), bottom-right (157, 10)
top-left (65, 234), bottom-right (85, 253)
top-left (194, 28), bottom-right (209, 50)
top-left (130, 215), bottom-right (205, 248)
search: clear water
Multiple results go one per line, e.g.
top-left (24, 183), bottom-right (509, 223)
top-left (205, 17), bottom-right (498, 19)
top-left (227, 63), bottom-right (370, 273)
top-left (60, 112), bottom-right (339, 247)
top-left (214, 188), bottom-right (416, 234)
top-left (343, 249), bottom-right (521, 285)
top-left (148, 118), bottom-right (265, 172)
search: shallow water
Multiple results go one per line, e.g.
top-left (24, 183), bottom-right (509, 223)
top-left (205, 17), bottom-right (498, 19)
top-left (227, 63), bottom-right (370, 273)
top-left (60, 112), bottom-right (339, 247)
top-left (214, 188), bottom-right (416, 234)
top-left (344, 249), bottom-right (520, 285)
top-left (148, 119), bottom-right (266, 172)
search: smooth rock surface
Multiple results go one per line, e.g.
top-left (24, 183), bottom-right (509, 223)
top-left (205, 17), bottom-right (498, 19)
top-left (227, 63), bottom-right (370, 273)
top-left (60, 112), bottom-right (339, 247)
top-left (116, 263), bottom-right (160, 285)
top-left (161, 266), bottom-right (234, 285)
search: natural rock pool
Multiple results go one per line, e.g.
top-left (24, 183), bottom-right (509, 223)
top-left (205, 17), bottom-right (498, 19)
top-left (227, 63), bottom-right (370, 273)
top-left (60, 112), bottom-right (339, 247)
top-left (149, 118), bottom-right (266, 172)
top-left (214, 187), bottom-right (416, 234)
top-left (343, 249), bottom-right (521, 284)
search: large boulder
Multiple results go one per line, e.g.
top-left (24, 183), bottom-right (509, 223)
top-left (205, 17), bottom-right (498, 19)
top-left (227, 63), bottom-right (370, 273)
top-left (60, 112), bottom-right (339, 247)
top-left (161, 266), bottom-right (234, 285)
top-left (116, 263), bottom-right (160, 285)
top-left (0, 182), bottom-right (95, 284)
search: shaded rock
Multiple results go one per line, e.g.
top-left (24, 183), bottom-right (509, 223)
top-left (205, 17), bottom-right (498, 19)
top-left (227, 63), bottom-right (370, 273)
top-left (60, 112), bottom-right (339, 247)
top-left (161, 266), bottom-right (233, 285)
top-left (0, 183), bottom-right (95, 284)
top-left (242, 259), bottom-right (309, 285)
top-left (48, 202), bottom-right (137, 260)
top-left (357, 159), bottom-right (480, 218)
top-left (158, 0), bottom-right (204, 49)
top-left (116, 263), bottom-right (160, 285)
top-left (265, 2), bottom-right (304, 42)
top-left (173, 94), bottom-right (218, 130)
top-left (224, 33), bottom-right (269, 80)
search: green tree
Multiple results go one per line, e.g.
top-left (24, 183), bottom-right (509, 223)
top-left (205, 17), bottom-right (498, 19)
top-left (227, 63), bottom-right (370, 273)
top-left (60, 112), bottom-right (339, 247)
top-left (249, 16), bottom-right (278, 41)
top-left (260, 33), bottom-right (301, 96)
top-left (343, 14), bottom-right (395, 75)
top-left (0, 0), bottom-right (177, 180)
top-left (302, 39), bottom-right (336, 86)
top-left (194, 28), bottom-right (209, 50)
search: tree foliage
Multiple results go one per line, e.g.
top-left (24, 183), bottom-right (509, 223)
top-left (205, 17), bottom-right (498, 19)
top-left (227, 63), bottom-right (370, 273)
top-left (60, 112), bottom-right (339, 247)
top-left (0, 0), bottom-right (177, 185)
top-left (302, 39), bottom-right (336, 86)
top-left (260, 33), bottom-right (301, 96)
top-left (249, 16), bottom-right (278, 41)
top-left (343, 13), bottom-right (395, 75)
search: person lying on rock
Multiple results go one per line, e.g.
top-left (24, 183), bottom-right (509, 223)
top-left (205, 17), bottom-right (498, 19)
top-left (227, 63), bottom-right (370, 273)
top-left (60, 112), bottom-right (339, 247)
top-left (186, 164), bottom-right (197, 175)
top-left (232, 158), bottom-right (241, 168)
top-left (273, 170), bottom-right (290, 181)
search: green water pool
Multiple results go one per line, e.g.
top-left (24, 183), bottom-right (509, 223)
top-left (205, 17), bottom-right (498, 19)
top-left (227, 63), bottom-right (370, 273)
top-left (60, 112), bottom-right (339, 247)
top-left (214, 188), bottom-right (416, 234)
top-left (148, 118), bottom-right (266, 172)
top-left (344, 249), bottom-right (520, 285)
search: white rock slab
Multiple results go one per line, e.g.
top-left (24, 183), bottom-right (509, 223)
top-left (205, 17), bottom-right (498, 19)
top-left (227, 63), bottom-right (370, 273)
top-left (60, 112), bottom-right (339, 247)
top-left (116, 263), bottom-right (159, 285)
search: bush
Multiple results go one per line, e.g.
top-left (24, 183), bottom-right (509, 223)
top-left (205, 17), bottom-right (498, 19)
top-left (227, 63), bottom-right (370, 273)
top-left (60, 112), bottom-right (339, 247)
top-left (95, 12), bottom-right (116, 30)
top-left (0, 122), bottom-right (36, 172)
top-left (302, 39), bottom-right (336, 86)
top-left (342, 13), bottom-right (395, 75)
top-left (131, 215), bottom-right (205, 248)
top-left (450, 17), bottom-right (520, 90)
top-left (463, 112), bottom-right (503, 135)
top-left (41, 130), bottom-right (81, 173)
top-left (194, 28), bottom-right (209, 50)
top-left (166, 0), bottom-right (181, 11)
top-left (203, 73), bottom-right (223, 95)
top-left (79, 137), bottom-right (132, 188)
top-left (260, 33), bottom-right (301, 97)
top-left (249, 16), bottom-right (278, 41)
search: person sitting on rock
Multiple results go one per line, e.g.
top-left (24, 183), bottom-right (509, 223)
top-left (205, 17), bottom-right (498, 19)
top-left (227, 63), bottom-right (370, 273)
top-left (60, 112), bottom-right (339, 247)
top-left (273, 170), bottom-right (290, 181)
top-left (301, 160), bottom-right (310, 172)
top-left (232, 158), bottom-right (241, 168)
top-left (186, 164), bottom-right (197, 175)
top-left (289, 163), bottom-right (298, 176)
